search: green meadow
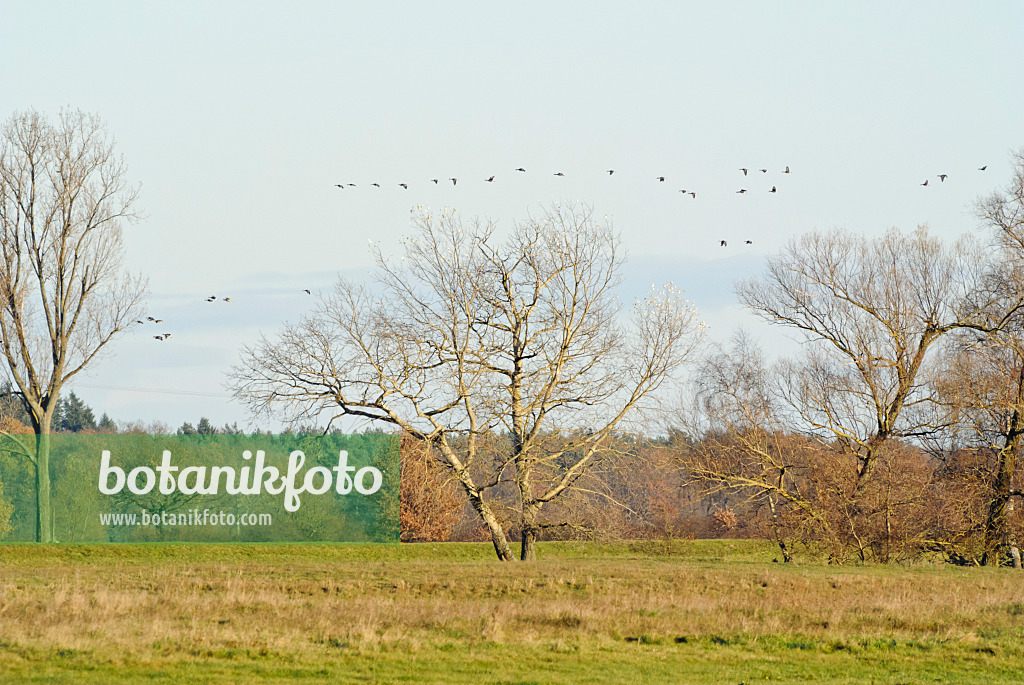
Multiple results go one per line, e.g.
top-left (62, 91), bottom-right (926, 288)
top-left (1, 541), bottom-right (1022, 683)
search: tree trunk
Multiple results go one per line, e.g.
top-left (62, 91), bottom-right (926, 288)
top-left (520, 503), bottom-right (540, 561)
top-left (982, 444), bottom-right (1016, 566)
top-left (466, 491), bottom-right (516, 561)
top-left (34, 429), bottom-right (52, 543)
top-left (982, 366), bottom-right (1023, 567)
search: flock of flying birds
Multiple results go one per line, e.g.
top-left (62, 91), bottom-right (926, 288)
top-left (139, 163), bottom-right (991, 343)
top-left (334, 164), bottom-right (797, 200)
top-left (139, 291), bottom-right (314, 342)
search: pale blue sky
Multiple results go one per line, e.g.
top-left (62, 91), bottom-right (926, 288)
top-left (2, 1), bottom-right (1022, 429)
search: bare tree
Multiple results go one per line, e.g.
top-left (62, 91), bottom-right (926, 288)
top-left (679, 332), bottom-right (837, 562)
top-left (929, 332), bottom-right (1024, 564)
top-left (0, 109), bottom-right (147, 542)
top-left (736, 226), bottom-right (1023, 560)
top-left (230, 203), bottom-right (704, 560)
top-left (926, 150), bottom-right (1024, 565)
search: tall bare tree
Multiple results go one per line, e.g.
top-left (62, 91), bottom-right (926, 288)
top-left (736, 226), bottom-right (1023, 559)
top-left (0, 109), bottom-right (147, 542)
top-left (230, 203), bottom-right (704, 560)
top-left (928, 149), bottom-right (1024, 564)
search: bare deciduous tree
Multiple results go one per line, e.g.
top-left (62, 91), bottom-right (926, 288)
top-left (0, 109), bottom-right (147, 542)
top-left (230, 203), bottom-right (705, 560)
top-left (927, 150), bottom-right (1024, 565)
top-left (736, 226), bottom-right (1023, 560)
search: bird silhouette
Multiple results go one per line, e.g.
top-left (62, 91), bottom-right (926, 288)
top-left (745, 240), bottom-right (753, 244)
top-left (163, 333), bottom-right (172, 338)
top-left (146, 317), bottom-right (155, 322)
top-left (485, 176), bottom-right (495, 182)
top-left (689, 192), bottom-right (697, 198)
top-left (740, 168), bottom-right (748, 176)
top-left (154, 319), bottom-right (163, 323)
top-left (737, 189), bottom-right (747, 194)
top-left (607, 170), bottom-right (615, 175)
top-left (979, 166), bottom-right (988, 171)
top-left (153, 335), bottom-right (164, 341)
top-left (347, 184), bottom-right (356, 187)
top-left (679, 189), bottom-right (687, 194)
top-left (921, 179), bottom-right (929, 186)
top-left (206, 297), bottom-right (216, 302)
top-left (938, 174), bottom-right (948, 182)
top-left (334, 184), bottom-right (345, 188)
top-left (657, 176), bottom-right (666, 182)
top-left (554, 172), bottom-right (565, 176)
top-left (399, 183), bottom-right (408, 189)
top-left (515, 168), bottom-right (526, 172)
top-left (223, 298), bottom-right (231, 302)
top-left (784, 166), bottom-right (791, 174)
top-left (372, 183), bottom-right (380, 187)
top-left (431, 178), bottom-right (439, 184)
top-left (760, 169), bottom-right (768, 173)
top-left (720, 240), bottom-right (727, 247)
top-left (303, 289), bottom-right (311, 294)
top-left (450, 178), bottom-right (458, 185)
top-left (770, 186), bottom-right (777, 193)
top-left (135, 320), bottom-right (145, 324)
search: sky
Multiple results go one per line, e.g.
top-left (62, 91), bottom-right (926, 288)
top-left (1, 1), bottom-right (1022, 430)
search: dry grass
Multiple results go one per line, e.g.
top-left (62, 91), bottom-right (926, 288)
top-left (0, 542), bottom-right (1022, 682)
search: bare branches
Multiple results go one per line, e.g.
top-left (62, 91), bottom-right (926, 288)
top-left (230, 202), bottom-right (706, 560)
top-left (0, 108), bottom-right (147, 541)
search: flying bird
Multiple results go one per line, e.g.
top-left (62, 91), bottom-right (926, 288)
top-left (720, 240), bottom-right (727, 247)
top-left (979, 166), bottom-right (988, 171)
top-left (399, 183), bottom-right (408, 189)
top-left (679, 189), bottom-right (687, 194)
top-left (450, 178), bottom-right (458, 185)
top-left (554, 172), bottom-right (565, 176)
top-left (515, 168), bottom-right (526, 172)
top-left (431, 178), bottom-right (439, 184)
top-left (303, 289), bottom-right (311, 294)
top-left (921, 179), bottom-right (929, 186)
top-left (657, 176), bottom-right (666, 182)
top-left (153, 335), bottom-right (164, 341)
top-left (485, 176), bottom-right (495, 182)
top-left (154, 319), bottom-right (163, 324)
top-left (163, 333), bottom-right (172, 339)
top-left (689, 192), bottom-right (697, 198)
top-left (740, 168), bottom-right (748, 176)
top-left (347, 184), bottom-right (356, 187)
top-left (737, 189), bottom-right (747, 194)
top-left (371, 183), bottom-right (380, 187)
top-left (745, 240), bottom-right (753, 244)
top-left (146, 317), bottom-right (155, 322)
top-left (206, 297), bottom-right (216, 302)
top-left (223, 298), bottom-right (231, 302)
top-left (760, 169), bottom-right (768, 173)
top-left (135, 320), bottom-right (145, 324)
top-left (770, 186), bottom-right (777, 193)
top-left (784, 166), bottom-right (791, 174)
top-left (334, 184), bottom-right (345, 188)
top-left (607, 170), bottom-right (615, 175)
top-left (938, 174), bottom-right (948, 182)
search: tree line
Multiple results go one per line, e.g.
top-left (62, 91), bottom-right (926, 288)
top-left (1, 108), bottom-right (1022, 562)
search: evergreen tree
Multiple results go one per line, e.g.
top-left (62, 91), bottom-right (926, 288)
top-left (97, 413), bottom-right (117, 433)
top-left (196, 417), bottom-right (216, 435)
top-left (176, 422), bottom-right (197, 435)
top-left (56, 392), bottom-right (97, 433)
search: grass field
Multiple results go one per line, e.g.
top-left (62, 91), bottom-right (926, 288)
top-left (1, 540), bottom-right (1023, 683)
